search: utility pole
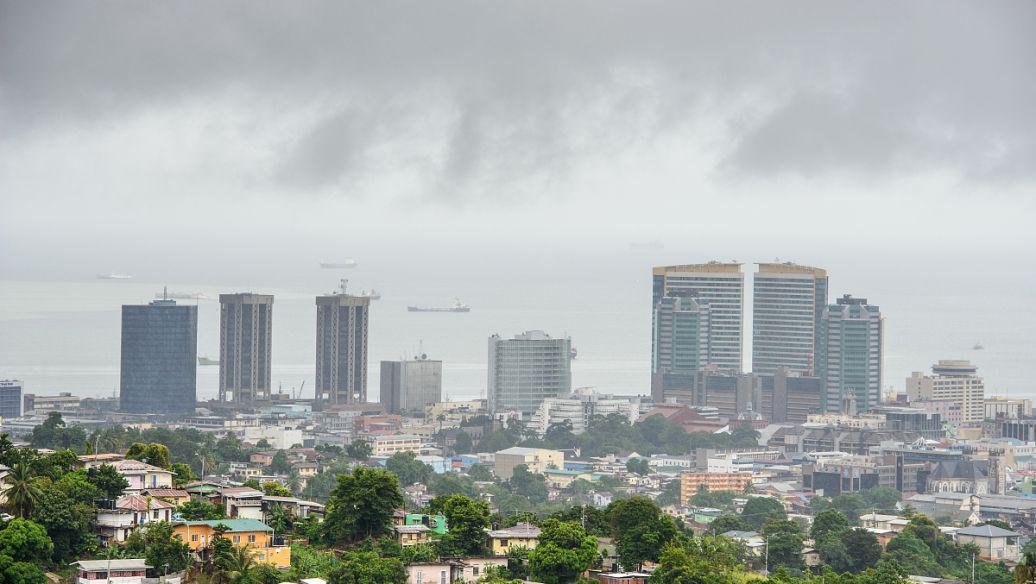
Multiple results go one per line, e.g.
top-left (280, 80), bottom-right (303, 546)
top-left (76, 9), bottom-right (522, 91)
top-left (972, 552), bottom-right (976, 584)
top-left (764, 537), bottom-right (769, 576)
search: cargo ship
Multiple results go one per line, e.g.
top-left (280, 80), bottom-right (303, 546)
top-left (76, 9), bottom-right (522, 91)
top-left (97, 273), bottom-right (132, 280)
top-left (198, 357), bottom-right (219, 366)
top-left (408, 298), bottom-right (470, 313)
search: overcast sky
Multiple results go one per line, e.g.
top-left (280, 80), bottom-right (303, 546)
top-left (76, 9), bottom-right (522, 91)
top-left (1, 1), bottom-right (1034, 280)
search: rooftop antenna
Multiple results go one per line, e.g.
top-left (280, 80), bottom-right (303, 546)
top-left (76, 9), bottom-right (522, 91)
top-left (338, 278), bottom-right (348, 295)
top-left (163, 285), bottom-right (168, 300)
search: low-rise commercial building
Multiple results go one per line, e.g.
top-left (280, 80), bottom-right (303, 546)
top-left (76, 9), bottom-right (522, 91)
top-left (493, 447), bottom-right (564, 479)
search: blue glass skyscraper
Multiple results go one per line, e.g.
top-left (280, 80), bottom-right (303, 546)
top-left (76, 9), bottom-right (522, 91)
top-left (120, 298), bottom-right (198, 414)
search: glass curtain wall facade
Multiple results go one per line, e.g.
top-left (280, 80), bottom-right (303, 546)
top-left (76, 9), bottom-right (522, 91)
top-left (652, 262), bottom-right (744, 373)
top-left (651, 295), bottom-right (710, 402)
top-left (120, 299), bottom-right (198, 414)
top-left (818, 294), bottom-right (883, 414)
top-left (752, 262), bottom-right (828, 375)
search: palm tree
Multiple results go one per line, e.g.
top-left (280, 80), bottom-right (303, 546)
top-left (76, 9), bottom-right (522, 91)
top-left (222, 545), bottom-right (255, 583)
top-left (1015, 552), bottom-right (1036, 584)
top-left (3, 461), bottom-right (41, 518)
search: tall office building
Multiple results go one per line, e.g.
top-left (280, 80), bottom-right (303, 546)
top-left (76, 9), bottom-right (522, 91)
top-left (120, 298), bottom-right (198, 414)
top-left (0, 380), bottom-right (22, 419)
top-left (817, 294), bottom-right (883, 414)
top-left (315, 281), bottom-right (370, 405)
top-left (380, 355), bottom-right (443, 414)
top-left (752, 262), bottom-right (828, 375)
top-left (651, 295), bottom-right (710, 402)
top-left (488, 330), bottom-right (571, 414)
top-left (218, 293), bottom-right (274, 403)
top-left (653, 262), bottom-right (744, 372)
top-left (906, 360), bottom-right (985, 423)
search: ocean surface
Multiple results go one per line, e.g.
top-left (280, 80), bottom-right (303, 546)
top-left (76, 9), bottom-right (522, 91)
top-left (1, 249), bottom-right (1034, 403)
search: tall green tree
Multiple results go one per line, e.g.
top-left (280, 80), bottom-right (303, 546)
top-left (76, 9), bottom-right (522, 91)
top-left (32, 473), bottom-right (101, 562)
top-left (385, 451), bottom-right (433, 486)
top-left (811, 508), bottom-right (851, 542)
top-left (454, 431), bottom-right (474, 454)
top-left (609, 497), bottom-right (680, 569)
top-left (2, 462), bottom-right (41, 518)
top-left (323, 467), bottom-right (404, 543)
top-left (528, 519), bottom-right (598, 584)
top-left (0, 518), bottom-right (53, 563)
top-left (125, 442), bottom-right (171, 468)
top-left (86, 464), bottom-right (130, 499)
top-left (346, 439), bottom-right (373, 460)
top-left (269, 451), bottom-right (292, 475)
top-left (432, 495), bottom-right (491, 555)
top-left (761, 518), bottom-right (803, 571)
top-left (740, 497), bottom-right (786, 531)
top-left (626, 458), bottom-right (651, 476)
top-left (508, 465), bottom-right (548, 503)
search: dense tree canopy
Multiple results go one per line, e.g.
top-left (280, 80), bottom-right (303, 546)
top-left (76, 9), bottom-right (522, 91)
top-left (529, 519), bottom-right (598, 584)
top-left (323, 467), bottom-right (405, 544)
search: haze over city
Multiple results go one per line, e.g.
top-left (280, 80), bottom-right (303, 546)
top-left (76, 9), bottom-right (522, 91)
top-left (4, 3), bottom-right (1036, 584)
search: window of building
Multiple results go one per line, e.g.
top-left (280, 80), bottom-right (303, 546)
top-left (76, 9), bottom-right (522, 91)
top-left (191, 534), bottom-right (198, 542)
top-left (232, 535), bottom-right (240, 543)
top-left (248, 534), bottom-right (256, 543)
top-left (441, 570), bottom-right (447, 584)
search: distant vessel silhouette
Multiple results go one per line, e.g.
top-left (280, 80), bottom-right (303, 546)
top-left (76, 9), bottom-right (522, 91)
top-left (408, 298), bottom-right (470, 313)
top-left (97, 273), bottom-right (132, 280)
top-left (319, 259), bottom-right (357, 269)
top-left (198, 356), bottom-right (219, 366)
top-left (973, 342), bottom-right (984, 350)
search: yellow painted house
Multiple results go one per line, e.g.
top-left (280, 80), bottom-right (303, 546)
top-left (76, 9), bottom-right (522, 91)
top-left (487, 522), bottom-right (541, 556)
top-left (173, 519), bottom-right (291, 569)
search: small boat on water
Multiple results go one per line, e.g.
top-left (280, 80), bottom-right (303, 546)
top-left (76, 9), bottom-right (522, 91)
top-left (408, 298), bottom-right (471, 313)
top-left (198, 356), bottom-right (219, 366)
top-left (319, 259), bottom-right (357, 269)
top-left (973, 342), bottom-right (984, 350)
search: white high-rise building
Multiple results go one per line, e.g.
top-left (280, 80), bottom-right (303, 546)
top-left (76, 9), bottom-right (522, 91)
top-left (530, 387), bottom-right (640, 435)
top-left (906, 360), bottom-right (985, 423)
top-left (488, 330), bottom-right (571, 414)
top-left (653, 262), bottom-right (745, 372)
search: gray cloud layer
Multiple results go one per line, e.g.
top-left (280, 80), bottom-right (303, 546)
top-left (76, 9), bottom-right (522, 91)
top-left (1, 0), bottom-right (1034, 196)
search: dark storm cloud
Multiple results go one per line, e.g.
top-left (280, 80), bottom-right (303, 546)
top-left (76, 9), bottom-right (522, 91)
top-left (1, 0), bottom-right (1033, 193)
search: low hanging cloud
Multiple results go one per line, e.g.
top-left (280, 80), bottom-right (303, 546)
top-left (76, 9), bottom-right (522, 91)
top-left (1, 0), bottom-right (1033, 199)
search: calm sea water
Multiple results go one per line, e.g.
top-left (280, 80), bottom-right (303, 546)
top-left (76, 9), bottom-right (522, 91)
top-left (1, 249), bottom-right (1033, 403)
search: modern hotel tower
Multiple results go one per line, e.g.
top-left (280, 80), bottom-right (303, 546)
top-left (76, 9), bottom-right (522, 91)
top-left (218, 293), bottom-right (274, 403)
top-left (752, 262), bottom-right (828, 375)
top-left (315, 280), bottom-right (370, 405)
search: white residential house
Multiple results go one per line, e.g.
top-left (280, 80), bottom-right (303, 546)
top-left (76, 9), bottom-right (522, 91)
top-left (82, 459), bottom-right (174, 494)
top-left (97, 494), bottom-right (176, 544)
